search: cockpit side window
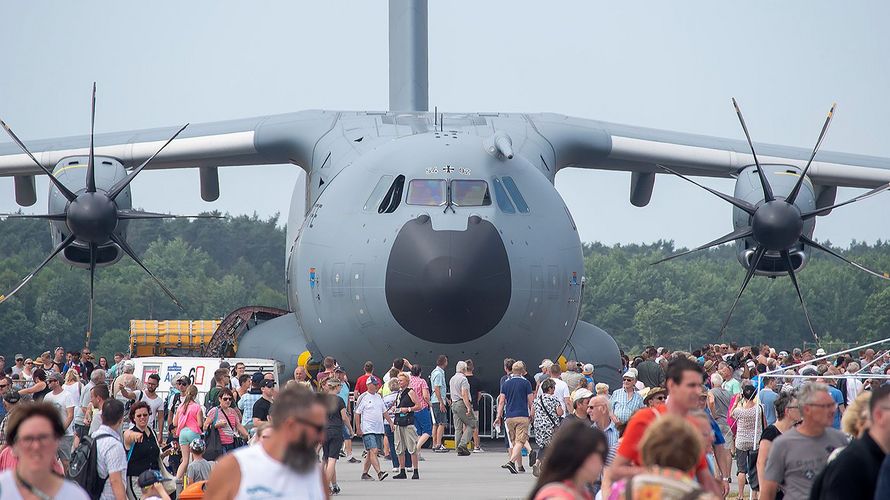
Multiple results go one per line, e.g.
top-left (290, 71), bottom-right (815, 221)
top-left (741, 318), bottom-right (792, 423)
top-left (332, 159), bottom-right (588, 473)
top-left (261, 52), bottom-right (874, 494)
top-left (365, 175), bottom-right (394, 212)
top-left (406, 179), bottom-right (447, 206)
top-left (451, 180), bottom-right (491, 207)
top-left (378, 175), bottom-right (406, 213)
top-left (492, 178), bottom-right (516, 214)
top-left (502, 176), bottom-right (529, 213)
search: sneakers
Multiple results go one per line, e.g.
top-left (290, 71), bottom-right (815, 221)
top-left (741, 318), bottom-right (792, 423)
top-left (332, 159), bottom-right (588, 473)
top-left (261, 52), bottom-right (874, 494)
top-left (330, 484), bottom-right (341, 495)
top-left (472, 446), bottom-right (484, 453)
top-left (393, 469), bottom-right (407, 479)
top-left (361, 473), bottom-right (373, 480)
top-left (529, 449), bottom-right (537, 467)
top-left (504, 462), bottom-right (518, 474)
top-left (456, 446), bottom-right (470, 456)
top-left (433, 444), bottom-right (449, 453)
top-left (348, 457), bottom-right (361, 464)
top-left (392, 467), bottom-right (400, 473)
top-left (412, 469), bottom-right (419, 480)
top-left (339, 450), bottom-right (347, 458)
top-left (518, 465), bottom-right (526, 473)
top-left (362, 450), bottom-right (368, 458)
top-left (378, 471), bottom-right (388, 481)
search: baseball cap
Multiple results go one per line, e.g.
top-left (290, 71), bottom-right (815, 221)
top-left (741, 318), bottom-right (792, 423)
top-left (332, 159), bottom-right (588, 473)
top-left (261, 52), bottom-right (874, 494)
top-left (3, 391), bottom-right (21, 404)
top-left (571, 388), bottom-right (594, 402)
top-left (539, 359), bottom-right (554, 369)
top-left (623, 368), bottom-right (638, 380)
top-left (251, 372), bottom-right (265, 384)
top-left (189, 438), bottom-right (206, 453)
top-left (14, 354), bottom-right (23, 361)
top-left (582, 363), bottom-right (594, 375)
top-left (815, 348), bottom-right (827, 356)
top-left (137, 470), bottom-right (169, 488)
top-left (367, 376), bottom-right (381, 386)
top-left (778, 351), bottom-right (788, 357)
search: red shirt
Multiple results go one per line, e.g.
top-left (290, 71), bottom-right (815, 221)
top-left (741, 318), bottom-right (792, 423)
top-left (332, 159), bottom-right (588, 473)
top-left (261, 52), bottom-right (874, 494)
top-left (616, 404), bottom-right (708, 474)
top-left (355, 374), bottom-right (372, 395)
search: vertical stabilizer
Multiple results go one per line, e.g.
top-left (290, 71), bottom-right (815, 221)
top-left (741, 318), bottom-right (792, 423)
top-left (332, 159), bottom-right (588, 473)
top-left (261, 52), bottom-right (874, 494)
top-left (389, 0), bottom-right (428, 112)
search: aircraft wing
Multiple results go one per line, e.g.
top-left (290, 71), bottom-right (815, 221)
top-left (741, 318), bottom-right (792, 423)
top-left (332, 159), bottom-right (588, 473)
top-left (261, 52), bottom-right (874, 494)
top-left (529, 113), bottom-right (890, 190)
top-left (0, 110), bottom-right (338, 176)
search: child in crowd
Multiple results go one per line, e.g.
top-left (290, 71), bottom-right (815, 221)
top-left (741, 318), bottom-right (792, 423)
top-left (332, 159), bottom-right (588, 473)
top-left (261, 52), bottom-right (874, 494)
top-left (186, 438), bottom-right (213, 485)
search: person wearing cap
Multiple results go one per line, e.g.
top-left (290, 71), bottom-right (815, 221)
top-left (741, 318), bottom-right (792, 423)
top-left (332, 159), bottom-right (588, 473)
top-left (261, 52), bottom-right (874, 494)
top-left (42, 372), bottom-right (76, 472)
top-left (581, 364), bottom-right (595, 392)
top-left (10, 355), bottom-right (24, 377)
top-left (535, 359), bottom-right (553, 386)
top-left (252, 378), bottom-right (277, 429)
top-left (610, 368), bottom-right (644, 424)
top-left (21, 358), bottom-right (35, 382)
top-left (354, 375), bottom-right (391, 481)
top-left (237, 372), bottom-right (265, 433)
top-left (564, 388), bottom-right (594, 425)
top-left (136, 469), bottom-right (171, 500)
top-left (0, 390), bottom-right (22, 450)
top-left (186, 437), bottom-right (212, 485)
top-left (643, 387), bottom-right (667, 408)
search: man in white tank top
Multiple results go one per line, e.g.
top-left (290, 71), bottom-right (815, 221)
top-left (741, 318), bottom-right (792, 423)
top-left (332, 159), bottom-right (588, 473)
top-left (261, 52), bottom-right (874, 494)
top-left (204, 386), bottom-right (328, 500)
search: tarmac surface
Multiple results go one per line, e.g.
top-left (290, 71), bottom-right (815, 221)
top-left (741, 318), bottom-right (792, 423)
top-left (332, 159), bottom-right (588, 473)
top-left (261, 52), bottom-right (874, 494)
top-left (335, 440), bottom-right (536, 499)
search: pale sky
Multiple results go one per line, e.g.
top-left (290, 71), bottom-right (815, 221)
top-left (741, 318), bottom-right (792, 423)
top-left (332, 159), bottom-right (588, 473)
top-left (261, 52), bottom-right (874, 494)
top-left (2, 1), bottom-right (889, 248)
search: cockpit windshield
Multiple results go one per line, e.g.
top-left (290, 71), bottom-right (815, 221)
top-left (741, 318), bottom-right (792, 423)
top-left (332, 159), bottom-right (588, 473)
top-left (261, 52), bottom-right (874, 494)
top-left (406, 179), bottom-right (447, 206)
top-left (451, 180), bottom-right (491, 207)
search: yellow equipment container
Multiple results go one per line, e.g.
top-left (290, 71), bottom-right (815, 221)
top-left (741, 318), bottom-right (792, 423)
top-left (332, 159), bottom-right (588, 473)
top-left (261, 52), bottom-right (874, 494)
top-left (129, 319), bottom-right (221, 356)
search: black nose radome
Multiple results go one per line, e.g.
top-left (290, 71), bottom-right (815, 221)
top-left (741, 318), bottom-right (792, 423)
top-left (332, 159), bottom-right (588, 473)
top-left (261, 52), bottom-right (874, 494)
top-left (386, 216), bottom-right (511, 344)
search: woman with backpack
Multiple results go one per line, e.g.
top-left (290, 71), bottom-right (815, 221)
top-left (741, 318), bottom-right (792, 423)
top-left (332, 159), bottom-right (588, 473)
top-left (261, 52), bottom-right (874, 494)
top-left (173, 385), bottom-right (204, 482)
top-left (203, 388), bottom-right (249, 455)
top-left (123, 401), bottom-right (165, 499)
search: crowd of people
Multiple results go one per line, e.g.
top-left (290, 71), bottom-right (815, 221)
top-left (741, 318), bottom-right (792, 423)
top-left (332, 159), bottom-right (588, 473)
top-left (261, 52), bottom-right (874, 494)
top-left (0, 342), bottom-right (887, 499)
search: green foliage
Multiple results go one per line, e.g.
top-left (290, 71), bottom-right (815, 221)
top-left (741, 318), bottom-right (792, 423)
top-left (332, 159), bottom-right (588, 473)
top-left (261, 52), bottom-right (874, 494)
top-left (0, 214), bottom-right (287, 360)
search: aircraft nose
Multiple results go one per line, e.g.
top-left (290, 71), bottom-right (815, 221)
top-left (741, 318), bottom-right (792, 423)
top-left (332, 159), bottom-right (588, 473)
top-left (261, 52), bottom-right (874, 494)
top-left (385, 215), bottom-right (511, 344)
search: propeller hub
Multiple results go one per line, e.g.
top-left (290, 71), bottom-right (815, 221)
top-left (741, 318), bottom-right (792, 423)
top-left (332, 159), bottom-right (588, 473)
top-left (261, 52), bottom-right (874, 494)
top-left (66, 193), bottom-right (119, 244)
top-left (752, 200), bottom-right (803, 251)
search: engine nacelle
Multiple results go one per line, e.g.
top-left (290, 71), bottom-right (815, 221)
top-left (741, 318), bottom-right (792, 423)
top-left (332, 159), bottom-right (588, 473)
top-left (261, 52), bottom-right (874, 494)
top-left (48, 156), bottom-right (132, 269)
top-left (732, 164), bottom-right (816, 276)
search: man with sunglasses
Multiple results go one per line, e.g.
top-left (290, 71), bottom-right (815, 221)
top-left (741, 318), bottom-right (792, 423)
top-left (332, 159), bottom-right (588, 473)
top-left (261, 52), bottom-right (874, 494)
top-left (760, 382), bottom-right (848, 500)
top-left (0, 389), bottom-right (21, 450)
top-left (43, 373), bottom-right (76, 472)
top-left (11, 354), bottom-right (24, 377)
top-left (252, 379), bottom-right (277, 428)
top-left (206, 386), bottom-right (327, 500)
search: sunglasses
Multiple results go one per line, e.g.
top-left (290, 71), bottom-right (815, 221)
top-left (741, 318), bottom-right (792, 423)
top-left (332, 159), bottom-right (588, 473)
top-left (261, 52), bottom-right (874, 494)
top-left (653, 395), bottom-right (666, 401)
top-left (25, 362), bottom-right (32, 365)
top-left (135, 413), bottom-right (149, 419)
top-left (221, 397), bottom-right (232, 402)
top-left (292, 416), bottom-right (324, 433)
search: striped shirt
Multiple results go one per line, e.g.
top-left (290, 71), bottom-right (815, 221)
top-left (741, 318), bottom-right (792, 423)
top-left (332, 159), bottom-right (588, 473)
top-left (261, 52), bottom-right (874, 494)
top-left (595, 421), bottom-right (620, 465)
top-left (93, 425), bottom-right (127, 500)
top-left (610, 388), bottom-right (644, 424)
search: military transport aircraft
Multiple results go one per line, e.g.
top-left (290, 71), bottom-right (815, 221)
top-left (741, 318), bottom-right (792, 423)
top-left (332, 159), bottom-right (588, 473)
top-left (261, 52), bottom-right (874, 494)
top-left (2, 1), bottom-right (890, 388)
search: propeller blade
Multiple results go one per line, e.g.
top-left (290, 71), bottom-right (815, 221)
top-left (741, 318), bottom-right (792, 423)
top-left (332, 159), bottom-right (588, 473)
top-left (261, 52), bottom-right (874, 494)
top-left (0, 119), bottom-right (77, 202)
top-left (107, 123), bottom-right (189, 200)
top-left (802, 182), bottom-right (890, 220)
top-left (781, 250), bottom-right (818, 341)
top-left (86, 82), bottom-right (97, 193)
top-left (652, 226), bottom-right (753, 265)
top-left (719, 245), bottom-right (766, 336)
top-left (87, 243), bottom-right (96, 349)
top-left (0, 213), bottom-right (67, 220)
top-left (0, 234), bottom-right (76, 304)
top-left (116, 210), bottom-right (224, 220)
top-left (799, 234), bottom-right (890, 281)
top-left (109, 233), bottom-right (185, 310)
top-left (731, 98), bottom-right (774, 202)
top-left (786, 103), bottom-right (836, 205)
top-left (657, 165), bottom-right (756, 214)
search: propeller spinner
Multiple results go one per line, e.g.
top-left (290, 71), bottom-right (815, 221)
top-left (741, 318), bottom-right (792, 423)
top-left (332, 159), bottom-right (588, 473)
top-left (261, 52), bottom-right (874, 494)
top-left (653, 99), bottom-right (890, 340)
top-left (0, 83), bottom-right (219, 347)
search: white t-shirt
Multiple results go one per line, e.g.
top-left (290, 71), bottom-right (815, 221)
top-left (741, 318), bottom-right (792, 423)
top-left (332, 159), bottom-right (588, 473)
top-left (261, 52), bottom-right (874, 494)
top-left (0, 469), bottom-right (89, 500)
top-left (43, 389), bottom-right (76, 435)
top-left (537, 377), bottom-right (570, 412)
top-left (233, 442), bottom-right (325, 500)
top-left (354, 392), bottom-right (386, 434)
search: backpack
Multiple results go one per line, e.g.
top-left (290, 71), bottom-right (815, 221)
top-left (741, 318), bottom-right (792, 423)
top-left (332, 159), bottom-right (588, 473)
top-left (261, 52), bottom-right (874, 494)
top-left (67, 433), bottom-right (115, 499)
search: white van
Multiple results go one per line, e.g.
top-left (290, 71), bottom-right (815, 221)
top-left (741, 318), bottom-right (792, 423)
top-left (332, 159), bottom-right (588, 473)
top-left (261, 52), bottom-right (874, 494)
top-left (130, 356), bottom-right (281, 403)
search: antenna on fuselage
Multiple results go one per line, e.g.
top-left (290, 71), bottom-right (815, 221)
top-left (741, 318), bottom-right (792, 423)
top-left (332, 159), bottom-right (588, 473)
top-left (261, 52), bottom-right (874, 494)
top-left (389, 0), bottom-right (429, 112)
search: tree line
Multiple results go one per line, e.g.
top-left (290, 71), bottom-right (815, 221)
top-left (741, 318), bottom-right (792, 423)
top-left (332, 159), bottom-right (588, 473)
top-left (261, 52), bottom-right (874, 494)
top-left (1, 215), bottom-right (888, 358)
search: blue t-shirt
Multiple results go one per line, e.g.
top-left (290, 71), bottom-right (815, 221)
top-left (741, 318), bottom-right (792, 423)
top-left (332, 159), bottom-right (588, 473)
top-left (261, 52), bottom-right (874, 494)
top-left (430, 367), bottom-right (446, 404)
top-left (338, 381), bottom-right (350, 406)
top-left (500, 375), bottom-right (532, 418)
top-left (760, 388), bottom-right (779, 426)
top-left (827, 385), bottom-right (844, 429)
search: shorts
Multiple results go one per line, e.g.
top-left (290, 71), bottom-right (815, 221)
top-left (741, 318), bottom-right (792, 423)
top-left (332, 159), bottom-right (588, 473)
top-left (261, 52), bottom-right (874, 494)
top-left (394, 425), bottom-right (418, 455)
top-left (431, 403), bottom-right (448, 426)
top-left (342, 423), bottom-right (352, 440)
top-left (57, 435), bottom-right (74, 461)
top-left (414, 407), bottom-right (432, 437)
top-left (506, 417), bottom-right (530, 445)
top-left (74, 423), bottom-right (89, 440)
top-left (323, 434), bottom-right (345, 461)
top-left (178, 428), bottom-right (201, 446)
top-left (362, 433), bottom-right (383, 450)
top-left (736, 448), bottom-right (753, 474)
